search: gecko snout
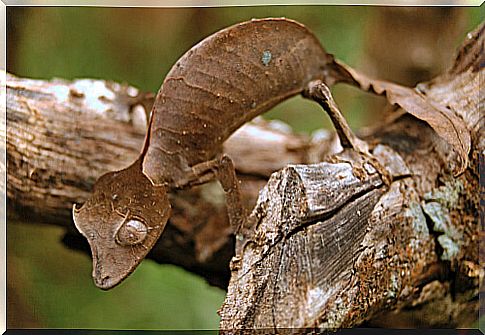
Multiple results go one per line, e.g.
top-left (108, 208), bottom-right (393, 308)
top-left (93, 265), bottom-right (116, 290)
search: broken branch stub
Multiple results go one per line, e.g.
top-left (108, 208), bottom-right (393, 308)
top-left (220, 153), bottom-right (388, 329)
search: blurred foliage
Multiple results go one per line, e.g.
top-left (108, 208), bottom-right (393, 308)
top-left (8, 222), bottom-right (224, 329)
top-left (7, 6), bottom-right (483, 330)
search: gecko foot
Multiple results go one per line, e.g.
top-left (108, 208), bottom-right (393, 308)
top-left (303, 80), bottom-right (392, 186)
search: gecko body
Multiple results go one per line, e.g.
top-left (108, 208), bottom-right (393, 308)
top-left (73, 18), bottom-right (363, 289)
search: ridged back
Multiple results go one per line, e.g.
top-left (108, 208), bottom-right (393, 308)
top-left (143, 18), bottom-right (333, 185)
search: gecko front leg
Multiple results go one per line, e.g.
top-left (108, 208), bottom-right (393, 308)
top-left (183, 155), bottom-right (247, 239)
top-left (215, 155), bottom-right (246, 236)
top-left (303, 80), bottom-right (392, 185)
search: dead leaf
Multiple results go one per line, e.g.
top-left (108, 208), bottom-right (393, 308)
top-left (336, 60), bottom-right (471, 175)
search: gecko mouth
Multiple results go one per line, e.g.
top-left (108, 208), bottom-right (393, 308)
top-left (94, 273), bottom-right (115, 290)
top-left (91, 243), bottom-right (129, 290)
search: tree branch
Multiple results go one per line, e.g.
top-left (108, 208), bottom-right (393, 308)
top-left (219, 22), bottom-right (482, 330)
top-left (5, 72), bottom-right (329, 288)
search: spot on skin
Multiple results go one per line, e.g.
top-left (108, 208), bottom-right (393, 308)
top-left (261, 50), bottom-right (272, 66)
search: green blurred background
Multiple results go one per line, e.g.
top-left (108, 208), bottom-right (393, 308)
top-left (6, 6), bottom-right (483, 330)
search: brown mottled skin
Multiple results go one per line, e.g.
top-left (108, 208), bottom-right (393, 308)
top-left (143, 18), bottom-right (335, 187)
top-left (73, 18), bottom-right (359, 290)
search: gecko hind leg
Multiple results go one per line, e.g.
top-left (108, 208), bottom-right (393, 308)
top-left (303, 80), bottom-right (369, 154)
top-left (303, 80), bottom-right (392, 185)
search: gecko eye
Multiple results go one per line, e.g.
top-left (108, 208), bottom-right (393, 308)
top-left (115, 218), bottom-right (148, 246)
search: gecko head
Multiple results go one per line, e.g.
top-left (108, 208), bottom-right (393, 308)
top-left (72, 160), bottom-right (171, 290)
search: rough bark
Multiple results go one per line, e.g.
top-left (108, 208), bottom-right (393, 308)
top-left (5, 23), bottom-right (483, 329)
